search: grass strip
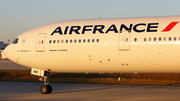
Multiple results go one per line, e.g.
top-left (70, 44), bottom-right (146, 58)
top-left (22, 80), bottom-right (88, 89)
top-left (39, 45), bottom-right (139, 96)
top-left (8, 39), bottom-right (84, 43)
top-left (1, 70), bottom-right (180, 85)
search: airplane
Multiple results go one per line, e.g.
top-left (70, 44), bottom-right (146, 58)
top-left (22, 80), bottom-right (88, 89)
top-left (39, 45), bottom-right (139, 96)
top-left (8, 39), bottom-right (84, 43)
top-left (0, 50), bottom-right (7, 60)
top-left (3, 16), bottom-right (180, 94)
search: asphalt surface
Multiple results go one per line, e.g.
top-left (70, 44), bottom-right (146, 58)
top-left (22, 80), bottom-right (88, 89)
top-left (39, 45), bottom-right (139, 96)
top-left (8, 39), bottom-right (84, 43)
top-left (1, 81), bottom-right (180, 100)
top-left (1, 60), bottom-right (180, 100)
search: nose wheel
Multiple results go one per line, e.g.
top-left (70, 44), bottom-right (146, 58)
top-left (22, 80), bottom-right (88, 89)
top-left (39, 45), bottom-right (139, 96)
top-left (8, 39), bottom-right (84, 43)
top-left (40, 85), bottom-right (52, 94)
top-left (39, 72), bottom-right (53, 94)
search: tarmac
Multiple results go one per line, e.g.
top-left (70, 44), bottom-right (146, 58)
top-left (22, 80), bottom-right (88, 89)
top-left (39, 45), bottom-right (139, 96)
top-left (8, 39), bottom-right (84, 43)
top-left (1, 60), bottom-right (180, 100)
top-left (1, 81), bottom-right (180, 100)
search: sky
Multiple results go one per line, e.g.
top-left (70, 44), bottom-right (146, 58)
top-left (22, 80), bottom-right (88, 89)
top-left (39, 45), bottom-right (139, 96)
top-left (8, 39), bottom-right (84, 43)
top-left (1, 0), bottom-right (180, 43)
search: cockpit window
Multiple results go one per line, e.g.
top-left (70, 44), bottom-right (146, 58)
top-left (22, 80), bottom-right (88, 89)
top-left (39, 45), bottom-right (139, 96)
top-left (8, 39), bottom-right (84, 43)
top-left (13, 38), bottom-right (19, 44)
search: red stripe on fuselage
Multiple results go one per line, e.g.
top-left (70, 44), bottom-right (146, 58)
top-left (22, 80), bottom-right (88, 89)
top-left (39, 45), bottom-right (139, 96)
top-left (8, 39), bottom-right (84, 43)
top-left (161, 21), bottom-right (179, 32)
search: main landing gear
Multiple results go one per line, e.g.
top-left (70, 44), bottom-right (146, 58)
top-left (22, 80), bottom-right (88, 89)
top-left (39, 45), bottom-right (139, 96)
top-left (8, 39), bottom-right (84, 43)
top-left (39, 71), bottom-right (52, 94)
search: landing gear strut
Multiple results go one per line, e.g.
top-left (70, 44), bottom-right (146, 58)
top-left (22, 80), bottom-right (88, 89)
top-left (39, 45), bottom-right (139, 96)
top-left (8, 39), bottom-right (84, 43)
top-left (39, 71), bottom-right (52, 94)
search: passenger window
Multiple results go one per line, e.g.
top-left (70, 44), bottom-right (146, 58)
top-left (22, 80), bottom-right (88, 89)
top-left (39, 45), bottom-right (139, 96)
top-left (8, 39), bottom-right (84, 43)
top-left (92, 39), bottom-right (95, 43)
top-left (74, 39), bottom-right (77, 43)
top-left (83, 39), bottom-right (86, 43)
top-left (149, 37), bottom-right (151, 41)
top-left (174, 37), bottom-right (177, 41)
top-left (97, 39), bottom-right (99, 43)
top-left (144, 38), bottom-right (147, 41)
top-left (134, 38), bottom-right (137, 42)
top-left (61, 40), bottom-right (64, 43)
top-left (53, 40), bottom-right (56, 44)
top-left (13, 38), bottom-right (19, 44)
top-left (126, 38), bottom-right (128, 42)
top-left (179, 37), bottom-right (180, 41)
top-left (42, 40), bottom-right (44, 44)
top-left (159, 37), bottom-right (161, 41)
top-left (57, 40), bottom-right (60, 43)
top-left (66, 40), bottom-right (68, 43)
top-left (70, 40), bottom-right (73, 43)
top-left (169, 37), bottom-right (171, 41)
top-left (88, 39), bottom-right (90, 43)
top-left (79, 39), bottom-right (81, 43)
top-left (154, 37), bottom-right (156, 41)
top-left (49, 40), bottom-right (52, 44)
top-left (163, 37), bottom-right (166, 41)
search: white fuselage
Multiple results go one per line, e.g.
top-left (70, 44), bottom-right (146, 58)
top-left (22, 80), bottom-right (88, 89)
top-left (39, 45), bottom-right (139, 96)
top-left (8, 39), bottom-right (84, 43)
top-left (4, 16), bottom-right (180, 73)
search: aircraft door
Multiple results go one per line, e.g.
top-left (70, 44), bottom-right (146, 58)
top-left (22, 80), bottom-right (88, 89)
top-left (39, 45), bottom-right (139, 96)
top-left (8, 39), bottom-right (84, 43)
top-left (36, 33), bottom-right (46, 52)
top-left (118, 32), bottom-right (130, 51)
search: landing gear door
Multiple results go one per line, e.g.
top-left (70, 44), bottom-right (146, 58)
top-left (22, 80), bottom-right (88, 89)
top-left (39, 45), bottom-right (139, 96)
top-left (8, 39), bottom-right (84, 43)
top-left (36, 33), bottom-right (46, 52)
top-left (118, 32), bottom-right (130, 51)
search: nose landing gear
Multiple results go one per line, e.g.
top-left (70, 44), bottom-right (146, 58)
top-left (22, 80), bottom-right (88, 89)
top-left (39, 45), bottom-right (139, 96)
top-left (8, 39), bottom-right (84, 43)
top-left (39, 76), bottom-right (52, 94)
top-left (31, 68), bottom-right (53, 94)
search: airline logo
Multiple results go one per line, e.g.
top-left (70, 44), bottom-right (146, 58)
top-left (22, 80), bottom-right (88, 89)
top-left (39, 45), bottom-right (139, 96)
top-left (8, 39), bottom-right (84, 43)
top-left (51, 22), bottom-right (179, 35)
top-left (161, 21), bottom-right (179, 32)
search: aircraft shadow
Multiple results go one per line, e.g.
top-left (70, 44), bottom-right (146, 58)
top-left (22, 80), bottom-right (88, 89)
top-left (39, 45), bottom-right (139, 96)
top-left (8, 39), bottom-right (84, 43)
top-left (167, 83), bottom-right (180, 86)
top-left (52, 87), bottom-right (109, 94)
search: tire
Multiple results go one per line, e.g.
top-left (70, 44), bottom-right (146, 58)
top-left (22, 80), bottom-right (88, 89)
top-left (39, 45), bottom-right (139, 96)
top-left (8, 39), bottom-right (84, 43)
top-left (47, 85), bottom-right (52, 94)
top-left (40, 85), bottom-right (53, 94)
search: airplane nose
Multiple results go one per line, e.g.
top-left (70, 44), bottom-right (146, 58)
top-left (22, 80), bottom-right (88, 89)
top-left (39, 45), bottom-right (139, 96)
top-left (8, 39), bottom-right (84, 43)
top-left (3, 45), bottom-right (7, 55)
top-left (3, 44), bottom-right (18, 62)
top-left (3, 44), bottom-right (11, 59)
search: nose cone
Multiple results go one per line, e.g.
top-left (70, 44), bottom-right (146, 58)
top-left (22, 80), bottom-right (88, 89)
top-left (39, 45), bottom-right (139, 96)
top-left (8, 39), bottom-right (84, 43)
top-left (3, 44), bottom-right (11, 59)
top-left (3, 44), bottom-right (18, 62)
top-left (3, 45), bottom-right (8, 57)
